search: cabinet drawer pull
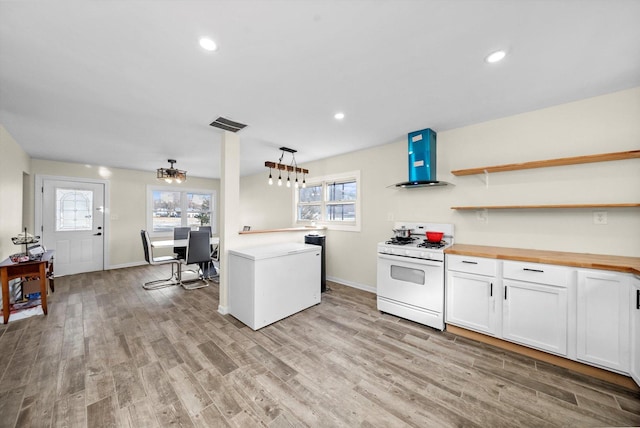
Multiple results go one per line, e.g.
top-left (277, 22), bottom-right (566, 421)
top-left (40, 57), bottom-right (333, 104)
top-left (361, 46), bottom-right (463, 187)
top-left (637, 289), bottom-right (640, 310)
top-left (490, 283), bottom-right (493, 297)
top-left (504, 286), bottom-right (507, 300)
top-left (462, 260), bottom-right (478, 264)
top-left (523, 268), bottom-right (544, 273)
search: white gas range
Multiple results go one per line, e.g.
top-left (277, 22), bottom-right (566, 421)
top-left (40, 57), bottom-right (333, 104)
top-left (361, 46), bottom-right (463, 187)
top-left (376, 222), bottom-right (454, 330)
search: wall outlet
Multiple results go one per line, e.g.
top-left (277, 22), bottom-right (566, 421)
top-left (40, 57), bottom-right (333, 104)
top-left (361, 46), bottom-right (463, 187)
top-left (476, 209), bottom-right (488, 223)
top-left (593, 211), bottom-right (607, 225)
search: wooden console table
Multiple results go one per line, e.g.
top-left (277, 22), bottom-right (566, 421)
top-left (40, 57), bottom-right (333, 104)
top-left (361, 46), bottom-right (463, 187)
top-left (0, 250), bottom-right (54, 324)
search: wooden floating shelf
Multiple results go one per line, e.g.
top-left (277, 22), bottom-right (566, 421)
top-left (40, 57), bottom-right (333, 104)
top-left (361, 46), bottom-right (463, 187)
top-left (451, 203), bottom-right (640, 210)
top-left (264, 161), bottom-right (309, 174)
top-left (451, 150), bottom-right (640, 176)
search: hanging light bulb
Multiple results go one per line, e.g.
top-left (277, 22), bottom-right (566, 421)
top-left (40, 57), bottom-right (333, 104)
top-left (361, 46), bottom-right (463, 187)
top-left (277, 169), bottom-right (282, 186)
top-left (302, 173), bottom-right (306, 188)
top-left (268, 168), bottom-right (273, 185)
top-left (286, 171), bottom-right (291, 188)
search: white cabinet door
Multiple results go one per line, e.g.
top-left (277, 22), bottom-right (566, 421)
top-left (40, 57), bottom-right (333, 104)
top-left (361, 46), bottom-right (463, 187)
top-left (576, 270), bottom-right (630, 373)
top-left (630, 277), bottom-right (640, 386)
top-left (446, 271), bottom-right (498, 335)
top-left (502, 280), bottom-right (568, 356)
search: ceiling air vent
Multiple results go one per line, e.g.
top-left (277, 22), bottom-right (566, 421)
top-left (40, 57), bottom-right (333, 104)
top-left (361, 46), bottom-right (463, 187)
top-left (209, 117), bottom-right (248, 132)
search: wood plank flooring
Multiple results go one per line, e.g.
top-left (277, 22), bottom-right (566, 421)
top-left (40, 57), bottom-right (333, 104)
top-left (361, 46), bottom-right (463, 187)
top-left (1, 265), bottom-right (639, 427)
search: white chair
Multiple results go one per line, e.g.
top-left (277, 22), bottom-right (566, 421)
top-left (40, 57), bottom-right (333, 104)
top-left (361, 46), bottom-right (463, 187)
top-left (140, 230), bottom-right (179, 290)
top-left (179, 230), bottom-right (211, 290)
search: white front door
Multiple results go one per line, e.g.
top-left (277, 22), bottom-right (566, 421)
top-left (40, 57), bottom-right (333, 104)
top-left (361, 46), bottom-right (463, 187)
top-left (41, 179), bottom-right (105, 276)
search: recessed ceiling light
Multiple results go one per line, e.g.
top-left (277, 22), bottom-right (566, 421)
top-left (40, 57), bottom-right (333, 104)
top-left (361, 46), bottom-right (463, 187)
top-left (334, 112), bottom-right (345, 120)
top-left (486, 50), bottom-right (506, 63)
top-left (199, 37), bottom-right (218, 52)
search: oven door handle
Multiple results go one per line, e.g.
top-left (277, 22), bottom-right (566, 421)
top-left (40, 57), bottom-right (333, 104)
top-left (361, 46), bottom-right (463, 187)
top-left (377, 253), bottom-right (443, 267)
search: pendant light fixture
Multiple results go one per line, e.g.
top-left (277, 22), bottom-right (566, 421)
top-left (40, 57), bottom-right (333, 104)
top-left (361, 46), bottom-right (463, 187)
top-left (265, 147), bottom-right (308, 188)
top-left (156, 159), bottom-right (187, 184)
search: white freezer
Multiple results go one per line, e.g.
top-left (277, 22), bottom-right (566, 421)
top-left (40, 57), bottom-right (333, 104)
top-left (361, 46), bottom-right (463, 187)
top-left (228, 243), bottom-right (321, 330)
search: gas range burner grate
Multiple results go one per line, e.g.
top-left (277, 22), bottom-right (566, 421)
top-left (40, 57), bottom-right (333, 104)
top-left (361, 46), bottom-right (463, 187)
top-left (417, 240), bottom-right (447, 249)
top-left (385, 236), bottom-right (418, 246)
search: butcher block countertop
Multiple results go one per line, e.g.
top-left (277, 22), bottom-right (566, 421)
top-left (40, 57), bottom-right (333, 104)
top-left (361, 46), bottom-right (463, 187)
top-left (445, 244), bottom-right (640, 275)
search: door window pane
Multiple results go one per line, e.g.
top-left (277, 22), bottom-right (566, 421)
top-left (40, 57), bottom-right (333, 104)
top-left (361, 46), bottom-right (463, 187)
top-left (56, 188), bottom-right (93, 231)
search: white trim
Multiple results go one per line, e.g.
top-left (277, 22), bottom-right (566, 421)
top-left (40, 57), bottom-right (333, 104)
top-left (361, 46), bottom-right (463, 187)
top-left (294, 170), bottom-right (361, 232)
top-left (327, 275), bottom-right (376, 294)
top-left (218, 305), bottom-right (229, 315)
top-left (35, 174), bottom-right (110, 272)
top-left (109, 261), bottom-right (148, 270)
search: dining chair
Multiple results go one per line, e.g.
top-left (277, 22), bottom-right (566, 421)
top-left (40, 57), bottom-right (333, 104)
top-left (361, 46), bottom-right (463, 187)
top-left (179, 230), bottom-right (211, 290)
top-left (173, 226), bottom-right (191, 260)
top-left (140, 230), bottom-right (180, 290)
top-left (198, 225), bottom-right (219, 280)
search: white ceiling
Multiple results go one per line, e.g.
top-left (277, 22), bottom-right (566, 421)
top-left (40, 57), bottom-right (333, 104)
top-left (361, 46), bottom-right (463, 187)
top-left (1, 0), bottom-right (639, 179)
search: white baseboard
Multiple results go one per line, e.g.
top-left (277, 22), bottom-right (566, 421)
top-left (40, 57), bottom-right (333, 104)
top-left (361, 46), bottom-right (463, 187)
top-left (327, 276), bottom-right (376, 294)
top-left (218, 305), bottom-right (229, 315)
top-left (109, 261), bottom-right (148, 270)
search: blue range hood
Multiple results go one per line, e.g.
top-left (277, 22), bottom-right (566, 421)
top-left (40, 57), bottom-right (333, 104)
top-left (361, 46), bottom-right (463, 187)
top-left (394, 128), bottom-right (449, 188)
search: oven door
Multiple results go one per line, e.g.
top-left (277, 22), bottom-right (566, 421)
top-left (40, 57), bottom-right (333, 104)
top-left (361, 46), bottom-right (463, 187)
top-left (376, 253), bottom-right (444, 313)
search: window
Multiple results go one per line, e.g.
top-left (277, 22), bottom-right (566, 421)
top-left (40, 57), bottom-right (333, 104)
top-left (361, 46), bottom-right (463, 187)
top-left (147, 186), bottom-right (215, 235)
top-left (295, 171), bottom-right (360, 231)
top-left (56, 188), bottom-right (93, 231)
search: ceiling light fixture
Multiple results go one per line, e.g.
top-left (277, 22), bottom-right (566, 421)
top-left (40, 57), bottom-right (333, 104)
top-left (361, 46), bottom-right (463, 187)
top-left (334, 112), bottom-right (345, 120)
top-left (157, 159), bottom-right (187, 184)
top-left (265, 147), bottom-right (309, 188)
top-left (199, 37), bottom-right (218, 52)
top-left (486, 50), bottom-right (506, 63)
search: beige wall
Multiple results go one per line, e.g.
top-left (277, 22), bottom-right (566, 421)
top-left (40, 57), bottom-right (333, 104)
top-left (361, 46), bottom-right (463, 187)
top-left (240, 87), bottom-right (640, 291)
top-left (0, 126), bottom-right (31, 260)
top-left (2, 87), bottom-right (638, 287)
top-left (30, 159), bottom-right (220, 267)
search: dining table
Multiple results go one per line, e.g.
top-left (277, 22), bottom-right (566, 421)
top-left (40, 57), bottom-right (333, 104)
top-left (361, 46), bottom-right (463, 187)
top-left (151, 237), bottom-right (220, 249)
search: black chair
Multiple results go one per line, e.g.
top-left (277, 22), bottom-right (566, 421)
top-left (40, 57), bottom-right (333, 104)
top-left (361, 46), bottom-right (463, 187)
top-left (140, 230), bottom-right (179, 290)
top-left (198, 226), bottom-right (219, 279)
top-left (173, 227), bottom-right (191, 260)
top-left (179, 230), bottom-right (211, 290)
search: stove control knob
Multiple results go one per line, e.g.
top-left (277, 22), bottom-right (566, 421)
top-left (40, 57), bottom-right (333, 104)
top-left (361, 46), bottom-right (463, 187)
top-left (419, 252), bottom-right (426, 258)
top-left (405, 250), bottom-right (411, 256)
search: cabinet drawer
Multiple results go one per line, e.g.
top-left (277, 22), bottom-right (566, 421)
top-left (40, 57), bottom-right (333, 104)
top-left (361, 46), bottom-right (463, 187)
top-left (447, 255), bottom-right (497, 277)
top-left (503, 261), bottom-right (569, 287)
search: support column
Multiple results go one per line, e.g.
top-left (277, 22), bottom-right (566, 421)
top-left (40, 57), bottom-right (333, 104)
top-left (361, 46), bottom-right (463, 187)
top-left (218, 130), bottom-right (240, 314)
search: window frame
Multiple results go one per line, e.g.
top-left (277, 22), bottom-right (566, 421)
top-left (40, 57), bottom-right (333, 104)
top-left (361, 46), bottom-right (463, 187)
top-left (146, 185), bottom-right (216, 237)
top-left (294, 170), bottom-right (361, 232)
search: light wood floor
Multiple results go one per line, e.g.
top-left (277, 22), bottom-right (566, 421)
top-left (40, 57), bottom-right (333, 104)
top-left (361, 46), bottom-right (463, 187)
top-left (1, 265), bottom-right (639, 428)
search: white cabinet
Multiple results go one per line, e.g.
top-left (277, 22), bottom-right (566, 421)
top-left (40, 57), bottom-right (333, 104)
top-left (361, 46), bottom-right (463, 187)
top-left (630, 276), bottom-right (640, 386)
top-left (576, 270), bottom-right (630, 373)
top-left (446, 255), bottom-right (498, 336)
top-left (502, 279), bottom-right (569, 356)
top-left (501, 261), bottom-right (570, 356)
